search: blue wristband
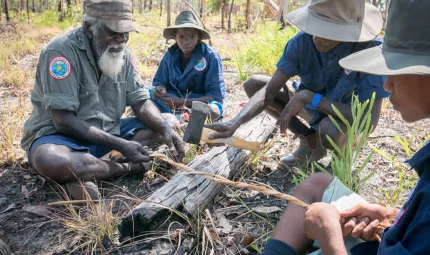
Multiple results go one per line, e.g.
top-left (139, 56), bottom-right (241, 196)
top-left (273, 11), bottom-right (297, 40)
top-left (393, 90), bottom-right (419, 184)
top-left (309, 93), bottom-right (322, 110)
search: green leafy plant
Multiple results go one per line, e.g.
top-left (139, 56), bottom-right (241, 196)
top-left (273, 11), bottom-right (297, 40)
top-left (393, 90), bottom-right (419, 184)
top-left (314, 93), bottom-right (377, 193)
top-left (372, 131), bottom-right (425, 207)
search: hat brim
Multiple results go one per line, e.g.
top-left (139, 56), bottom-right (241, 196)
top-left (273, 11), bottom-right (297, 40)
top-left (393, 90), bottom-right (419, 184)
top-left (163, 24), bottom-right (210, 40)
top-left (103, 19), bottom-right (139, 33)
top-left (286, 2), bottom-right (382, 42)
top-left (339, 45), bottom-right (430, 75)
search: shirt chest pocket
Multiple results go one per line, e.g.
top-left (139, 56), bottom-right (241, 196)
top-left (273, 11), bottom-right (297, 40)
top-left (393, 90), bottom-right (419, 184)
top-left (105, 81), bottom-right (127, 119)
top-left (78, 82), bottom-right (100, 116)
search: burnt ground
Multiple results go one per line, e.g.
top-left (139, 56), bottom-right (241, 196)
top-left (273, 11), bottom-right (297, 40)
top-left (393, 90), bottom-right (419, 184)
top-left (0, 22), bottom-right (429, 255)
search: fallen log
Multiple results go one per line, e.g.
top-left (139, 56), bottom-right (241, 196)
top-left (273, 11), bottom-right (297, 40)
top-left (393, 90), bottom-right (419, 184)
top-left (119, 113), bottom-right (276, 237)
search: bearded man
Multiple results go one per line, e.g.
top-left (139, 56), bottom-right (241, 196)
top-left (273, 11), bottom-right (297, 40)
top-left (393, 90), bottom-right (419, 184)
top-left (21, 0), bottom-right (185, 199)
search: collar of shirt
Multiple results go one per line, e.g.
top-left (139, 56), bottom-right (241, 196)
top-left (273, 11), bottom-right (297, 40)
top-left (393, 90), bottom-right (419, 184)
top-left (406, 140), bottom-right (430, 176)
top-left (74, 27), bottom-right (99, 72)
top-left (169, 42), bottom-right (206, 78)
top-left (331, 41), bottom-right (357, 60)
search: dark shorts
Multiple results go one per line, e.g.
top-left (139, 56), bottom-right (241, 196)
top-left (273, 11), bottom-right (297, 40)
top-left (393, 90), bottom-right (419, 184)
top-left (28, 118), bottom-right (145, 166)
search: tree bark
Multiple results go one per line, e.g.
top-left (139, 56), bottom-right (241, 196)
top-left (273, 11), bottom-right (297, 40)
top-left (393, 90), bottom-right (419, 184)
top-left (119, 113), bottom-right (276, 236)
top-left (149, 0), bottom-right (152, 10)
top-left (4, 0), bottom-right (10, 22)
top-left (26, 0), bottom-right (29, 21)
top-left (32, 0), bottom-right (34, 12)
top-left (159, 0), bottom-right (162, 17)
top-left (245, 0), bottom-right (250, 30)
top-left (20, 0), bottom-right (24, 12)
top-left (166, 0), bottom-right (170, 26)
top-left (227, 0), bottom-right (235, 33)
top-left (143, 0), bottom-right (147, 9)
top-left (138, 0), bottom-right (142, 13)
top-left (221, 0), bottom-right (226, 30)
top-left (277, 0), bottom-right (288, 29)
top-left (266, 0), bottom-right (279, 12)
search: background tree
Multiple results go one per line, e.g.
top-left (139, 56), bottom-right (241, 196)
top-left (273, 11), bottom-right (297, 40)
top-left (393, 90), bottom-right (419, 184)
top-left (221, 0), bottom-right (226, 30)
top-left (166, 0), bottom-right (171, 26)
top-left (245, 0), bottom-right (250, 29)
top-left (4, 0), bottom-right (10, 22)
top-left (227, 0), bottom-right (234, 33)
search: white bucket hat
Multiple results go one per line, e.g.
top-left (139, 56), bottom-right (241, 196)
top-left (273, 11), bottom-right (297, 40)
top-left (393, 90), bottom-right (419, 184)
top-left (286, 0), bottom-right (383, 42)
top-left (340, 0), bottom-right (430, 75)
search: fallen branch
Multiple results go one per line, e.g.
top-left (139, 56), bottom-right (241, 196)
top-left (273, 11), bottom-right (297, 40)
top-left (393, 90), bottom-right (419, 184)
top-left (150, 153), bottom-right (309, 208)
top-left (150, 153), bottom-right (385, 241)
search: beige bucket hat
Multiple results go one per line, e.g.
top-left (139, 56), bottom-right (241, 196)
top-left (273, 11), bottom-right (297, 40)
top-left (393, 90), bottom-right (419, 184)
top-left (163, 10), bottom-right (210, 40)
top-left (286, 0), bottom-right (383, 42)
top-left (340, 0), bottom-right (430, 75)
top-left (84, 0), bottom-right (139, 33)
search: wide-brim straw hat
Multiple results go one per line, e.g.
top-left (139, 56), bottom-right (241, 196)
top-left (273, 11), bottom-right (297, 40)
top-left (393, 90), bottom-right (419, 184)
top-left (340, 0), bottom-right (430, 75)
top-left (286, 0), bottom-right (383, 42)
top-left (163, 10), bottom-right (210, 40)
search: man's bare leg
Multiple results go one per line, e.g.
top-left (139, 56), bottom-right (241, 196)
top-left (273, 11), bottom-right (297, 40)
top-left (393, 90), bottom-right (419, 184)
top-left (31, 126), bottom-right (167, 183)
top-left (269, 173), bottom-right (334, 253)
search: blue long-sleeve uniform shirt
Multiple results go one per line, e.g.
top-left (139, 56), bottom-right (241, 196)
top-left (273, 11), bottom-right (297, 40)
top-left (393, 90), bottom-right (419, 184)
top-left (351, 141), bottom-right (430, 255)
top-left (276, 32), bottom-right (389, 125)
top-left (152, 42), bottom-right (226, 101)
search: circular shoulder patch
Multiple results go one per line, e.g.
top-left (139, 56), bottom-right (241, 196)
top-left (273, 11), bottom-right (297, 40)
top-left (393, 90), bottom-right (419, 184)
top-left (194, 57), bottom-right (207, 72)
top-left (49, 56), bottom-right (71, 80)
top-left (131, 56), bottom-right (140, 74)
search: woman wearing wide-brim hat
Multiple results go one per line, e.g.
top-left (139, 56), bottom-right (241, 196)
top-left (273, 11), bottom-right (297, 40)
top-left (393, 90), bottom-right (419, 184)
top-left (150, 10), bottom-right (226, 122)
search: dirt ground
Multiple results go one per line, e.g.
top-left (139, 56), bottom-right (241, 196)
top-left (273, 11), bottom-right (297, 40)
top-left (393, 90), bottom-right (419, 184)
top-left (0, 22), bottom-right (429, 255)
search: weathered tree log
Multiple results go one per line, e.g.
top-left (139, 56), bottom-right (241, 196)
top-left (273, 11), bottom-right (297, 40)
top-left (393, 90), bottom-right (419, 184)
top-left (119, 113), bottom-right (276, 237)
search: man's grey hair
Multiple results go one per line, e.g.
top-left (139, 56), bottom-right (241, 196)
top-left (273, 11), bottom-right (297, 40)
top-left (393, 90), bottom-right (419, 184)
top-left (82, 14), bottom-right (104, 35)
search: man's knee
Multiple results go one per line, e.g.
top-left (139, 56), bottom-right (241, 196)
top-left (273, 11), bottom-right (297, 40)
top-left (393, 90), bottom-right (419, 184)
top-left (243, 74), bottom-right (270, 98)
top-left (318, 117), bottom-right (346, 150)
top-left (32, 144), bottom-right (75, 182)
top-left (162, 113), bottom-right (180, 129)
top-left (296, 172), bottom-right (334, 202)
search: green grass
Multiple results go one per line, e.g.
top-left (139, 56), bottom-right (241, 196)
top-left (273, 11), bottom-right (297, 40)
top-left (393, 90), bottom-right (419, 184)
top-left (234, 23), bottom-right (298, 81)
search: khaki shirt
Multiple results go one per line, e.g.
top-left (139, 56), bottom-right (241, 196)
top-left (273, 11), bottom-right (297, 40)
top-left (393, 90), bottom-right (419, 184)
top-left (21, 27), bottom-right (150, 151)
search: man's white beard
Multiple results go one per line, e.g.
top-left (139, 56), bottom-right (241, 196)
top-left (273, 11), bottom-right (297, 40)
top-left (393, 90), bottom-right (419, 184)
top-left (98, 46), bottom-right (125, 81)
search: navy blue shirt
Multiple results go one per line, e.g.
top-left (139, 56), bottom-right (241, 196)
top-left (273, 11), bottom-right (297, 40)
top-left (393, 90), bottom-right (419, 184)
top-left (152, 42), bottom-right (226, 101)
top-left (351, 141), bottom-right (430, 255)
top-left (276, 32), bottom-right (389, 124)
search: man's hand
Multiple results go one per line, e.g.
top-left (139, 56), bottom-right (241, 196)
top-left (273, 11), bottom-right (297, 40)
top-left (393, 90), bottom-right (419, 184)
top-left (119, 140), bottom-right (151, 163)
top-left (160, 94), bottom-right (184, 109)
top-left (277, 90), bottom-right (314, 135)
top-left (153, 85), bottom-right (167, 100)
top-left (161, 127), bottom-right (185, 162)
top-left (340, 203), bottom-right (398, 241)
top-left (305, 202), bottom-right (342, 241)
top-left (204, 121), bottom-right (240, 140)
top-left (305, 203), bottom-right (348, 255)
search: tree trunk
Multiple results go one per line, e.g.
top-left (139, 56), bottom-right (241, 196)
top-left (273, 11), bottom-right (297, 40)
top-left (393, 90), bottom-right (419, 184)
top-left (159, 0), bottom-right (162, 17)
top-left (245, 0), bottom-right (250, 29)
top-left (277, 0), bottom-right (288, 29)
top-left (26, 0), bottom-right (29, 21)
top-left (149, 0), bottom-right (152, 10)
top-left (227, 0), bottom-right (235, 33)
top-left (119, 113), bottom-right (276, 236)
top-left (138, 0), bottom-right (142, 13)
top-left (20, 0), bottom-right (24, 12)
top-left (32, 0), bottom-right (34, 12)
top-left (266, 0), bottom-right (279, 12)
top-left (372, 0), bottom-right (377, 6)
top-left (221, 0), bottom-right (226, 30)
top-left (143, 0), bottom-right (146, 9)
top-left (4, 0), bottom-right (10, 22)
top-left (166, 0), bottom-right (170, 26)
